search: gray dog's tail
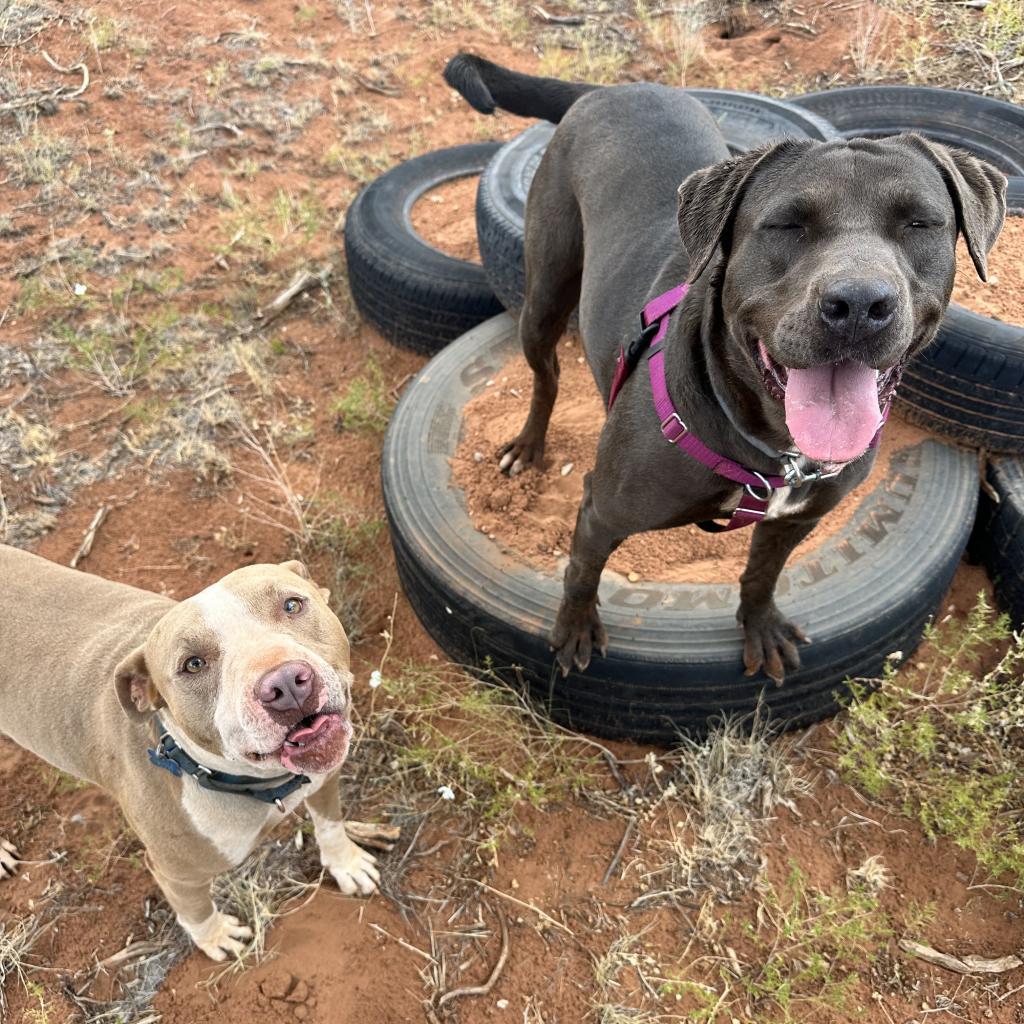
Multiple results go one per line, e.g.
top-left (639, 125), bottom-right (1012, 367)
top-left (443, 53), bottom-right (597, 124)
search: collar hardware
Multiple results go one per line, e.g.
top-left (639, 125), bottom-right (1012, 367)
top-left (605, 282), bottom-right (893, 532)
top-left (147, 716), bottom-right (311, 809)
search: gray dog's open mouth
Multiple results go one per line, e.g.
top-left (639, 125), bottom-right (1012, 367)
top-left (754, 340), bottom-right (902, 464)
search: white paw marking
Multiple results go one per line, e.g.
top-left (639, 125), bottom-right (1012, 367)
top-left (509, 459), bottom-right (524, 476)
top-left (0, 839), bottom-right (20, 880)
top-left (185, 909), bottom-right (253, 961)
top-left (327, 841), bottom-right (380, 896)
top-left (499, 451), bottom-right (515, 472)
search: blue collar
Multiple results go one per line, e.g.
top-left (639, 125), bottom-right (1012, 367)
top-left (147, 716), bottom-right (310, 812)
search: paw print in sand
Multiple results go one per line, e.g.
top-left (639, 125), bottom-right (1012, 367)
top-left (257, 971), bottom-right (317, 1020)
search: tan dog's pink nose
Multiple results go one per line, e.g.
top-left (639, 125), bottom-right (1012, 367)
top-left (258, 662), bottom-right (314, 712)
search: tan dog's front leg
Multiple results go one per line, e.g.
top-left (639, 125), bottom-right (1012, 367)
top-left (149, 858), bottom-right (252, 961)
top-left (306, 779), bottom-right (380, 896)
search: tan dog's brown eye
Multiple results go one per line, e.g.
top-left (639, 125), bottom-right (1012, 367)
top-left (283, 597), bottom-right (303, 615)
top-left (183, 656), bottom-right (205, 674)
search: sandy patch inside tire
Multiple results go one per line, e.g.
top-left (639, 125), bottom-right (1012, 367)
top-left (409, 174), bottom-right (481, 262)
top-left (451, 337), bottom-right (933, 585)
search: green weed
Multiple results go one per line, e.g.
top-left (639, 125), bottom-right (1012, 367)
top-left (330, 357), bottom-right (394, 433)
top-left (838, 595), bottom-right (1024, 883)
top-left (737, 863), bottom-right (890, 1022)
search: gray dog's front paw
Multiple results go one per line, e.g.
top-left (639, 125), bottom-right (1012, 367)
top-left (737, 604), bottom-right (810, 684)
top-left (497, 434), bottom-right (545, 476)
top-left (550, 601), bottom-right (608, 676)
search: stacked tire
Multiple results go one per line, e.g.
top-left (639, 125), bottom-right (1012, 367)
top-left (344, 81), bottom-right (1023, 740)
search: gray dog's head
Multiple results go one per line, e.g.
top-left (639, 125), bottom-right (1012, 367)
top-left (678, 133), bottom-right (1006, 465)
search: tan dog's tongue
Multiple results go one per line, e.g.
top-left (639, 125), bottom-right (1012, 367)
top-left (784, 360), bottom-right (881, 464)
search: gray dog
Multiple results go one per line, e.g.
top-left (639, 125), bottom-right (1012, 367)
top-left (445, 54), bottom-right (1005, 682)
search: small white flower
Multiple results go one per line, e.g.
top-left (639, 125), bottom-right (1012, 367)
top-left (437, 784), bottom-right (455, 801)
top-left (73, 282), bottom-right (87, 296)
top-left (369, 670), bottom-right (383, 689)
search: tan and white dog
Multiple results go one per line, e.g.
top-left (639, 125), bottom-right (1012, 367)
top-left (0, 545), bottom-right (379, 959)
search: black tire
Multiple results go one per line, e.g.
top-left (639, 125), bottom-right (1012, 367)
top-left (343, 143), bottom-right (504, 355)
top-left (977, 457), bottom-right (1024, 628)
top-left (792, 86), bottom-right (1024, 212)
top-left (899, 309), bottom-right (1024, 454)
top-left (791, 86), bottom-right (1024, 453)
top-left (382, 315), bottom-right (979, 744)
top-left (476, 91), bottom-right (840, 311)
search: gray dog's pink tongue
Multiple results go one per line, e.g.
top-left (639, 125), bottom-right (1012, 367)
top-left (784, 360), bottom-right (881, 463)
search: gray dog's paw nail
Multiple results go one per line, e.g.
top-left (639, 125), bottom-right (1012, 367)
top-left (510, 459), bottom-right (524, 476)
top-left (498, 451), bottom-right (515, 471)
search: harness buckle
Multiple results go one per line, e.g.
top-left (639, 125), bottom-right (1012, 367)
top-left (744, 472), bottom-right (774, 502)
top-left (660, 412), bottom-right (688, 442)
top-left (275, 798), bottom-right (287, 814)
top-left (193, 763), bottom-right (213, 777)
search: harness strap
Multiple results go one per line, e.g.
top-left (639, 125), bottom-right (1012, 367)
top-left (608, 282), bottom-right (891, 532)
top-left (147, 716), bottom-right (310, 811)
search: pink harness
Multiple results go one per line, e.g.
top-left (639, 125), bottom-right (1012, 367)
top-left (607, 283), bottom-right (888, 532)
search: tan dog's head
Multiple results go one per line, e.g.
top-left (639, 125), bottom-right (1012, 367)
top-left (114, 560), bottom-right (353, 776)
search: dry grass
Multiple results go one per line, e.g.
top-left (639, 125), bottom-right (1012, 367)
top-left (0, 911), bottom-right (52, 1014)
top-left (211, 835), bottom-right (324, 972)
top-left (638, 715), bottom-right (809, 906)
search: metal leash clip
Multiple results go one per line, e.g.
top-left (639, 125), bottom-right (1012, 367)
top-left (782, 453), bottom-right (841, 488)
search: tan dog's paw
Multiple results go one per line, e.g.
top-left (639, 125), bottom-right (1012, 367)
top-left (0, 839), bottom-right (20, 880)
top-left (323, 835), bottom-right (380, 896)
top-left (186, 910), bottom-right (253, 961)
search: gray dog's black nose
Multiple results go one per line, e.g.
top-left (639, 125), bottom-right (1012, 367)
top-left (819, 278), bottom-right (897, 340)
top-left (258, 662), bottom-right (314, 712)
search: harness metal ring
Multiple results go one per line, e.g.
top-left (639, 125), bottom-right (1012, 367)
top-left (744, 471), bottom-right (774, 502)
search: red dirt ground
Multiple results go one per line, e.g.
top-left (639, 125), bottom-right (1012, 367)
top-left (2, 1), bottom-right (1022, 1022)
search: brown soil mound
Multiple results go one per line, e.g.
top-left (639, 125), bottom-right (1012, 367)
top-left (952, 213), bottom-right (1024, 322)
top-left (409, 174), bottom-right (480, 263)
top-left (452, 340), bottom-right (932, 584)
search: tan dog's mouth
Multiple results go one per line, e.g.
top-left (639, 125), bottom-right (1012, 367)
top-left (248, 710), bottom-right (351, 774)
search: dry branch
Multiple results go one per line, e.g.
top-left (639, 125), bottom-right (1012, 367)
top-left (436, 912), bottom-right (510, 1009)
top-left (899, 939), bottom-right (1023, 975)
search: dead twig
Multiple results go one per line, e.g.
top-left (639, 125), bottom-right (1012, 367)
top-left (602, 816), bottom-right (636, 885)
top-left (533, 5), bottom-right (584, 24)
top-left (193, 122), bottom-right (243, 137)
top-left (69, 505), bottom-right (110, 569)
top-left (368, 923), bottom-right (437, 964)
top-left (436, 912), bottom-right (510, 1009)
top-left (899, 939), bottom-right (1023, 975)
top-left (344, 821), bottom-right (401, 852)
top-left (41, 50), bottom-right (90, 98)
top-left (473, 880), bottom-right (573, 935)
top-left (255, 266), bottom-right (332, 325)
top-left (353, 73), bottom-right (401, 97)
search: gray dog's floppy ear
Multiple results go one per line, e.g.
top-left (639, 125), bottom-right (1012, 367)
top-left (677, 139), bottom-right (811, 283)
top-left (114, 646), bottom-right (163, 720)
top-left (898, 133), bottom-right (1006, 282)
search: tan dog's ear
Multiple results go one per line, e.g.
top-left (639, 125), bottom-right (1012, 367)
top-left (895, 133), bottom-right (1006, 282)
top-left (280, 558), bottom-right (329, 600)
top-left (114, 646), bottom-right (163, 721)
top-left (677, 138), bottom-right (813, 283)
